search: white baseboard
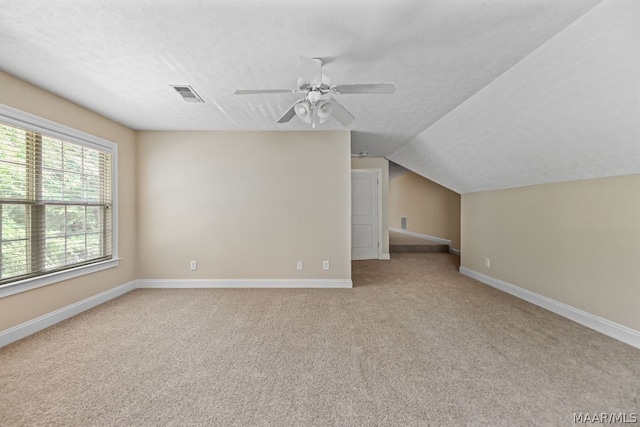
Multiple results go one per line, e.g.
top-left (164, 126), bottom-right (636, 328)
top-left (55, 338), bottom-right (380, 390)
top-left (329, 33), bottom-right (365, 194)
top-left (459, 267), bottom-right (640, 350)
top-left (380, 253), bottom-right (391, 260)
top-left (389, 228), bottom-right (452, 245)
top-left (0, 281), bottom-right (137, 348)
top-left (389, 227), bottom-right (459, 256)
top-left (136, 279), bottom-right (353, 289)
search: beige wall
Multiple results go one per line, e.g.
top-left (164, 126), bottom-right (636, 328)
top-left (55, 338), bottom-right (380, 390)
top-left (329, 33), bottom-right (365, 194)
top-left (461, 174), bottom-right (640, 331)
top-left (136, 130), bottom-right (351, 280)
top-left (351, 157), bottom-right (390, 256)
top-left (390, 172), bottom-right (461, 249)
top-left (0, 71), bottom-right (137, 331)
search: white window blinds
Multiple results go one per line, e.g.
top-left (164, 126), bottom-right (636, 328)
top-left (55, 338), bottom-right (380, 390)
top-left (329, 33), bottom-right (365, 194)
top-left (0, 122), bottom-right (112, 285)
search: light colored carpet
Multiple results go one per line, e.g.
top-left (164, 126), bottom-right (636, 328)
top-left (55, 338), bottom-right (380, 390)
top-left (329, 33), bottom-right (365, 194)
top-left (1, 253), bottom-right (639, 426)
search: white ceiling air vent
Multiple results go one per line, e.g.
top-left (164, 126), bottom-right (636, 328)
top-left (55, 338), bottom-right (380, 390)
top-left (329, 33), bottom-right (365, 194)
top-left (171, 85), bottom-right (204, 103)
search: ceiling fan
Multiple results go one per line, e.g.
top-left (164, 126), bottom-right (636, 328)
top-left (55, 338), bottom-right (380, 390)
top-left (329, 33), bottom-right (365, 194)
top-left (234, 56), bottom-right (396, 128)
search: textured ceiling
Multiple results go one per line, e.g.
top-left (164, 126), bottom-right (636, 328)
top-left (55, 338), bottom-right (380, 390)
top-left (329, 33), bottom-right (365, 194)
top-left (2, 0), bottom-right (637, 193)
top-left (388, 0), bottom-right (640, 193)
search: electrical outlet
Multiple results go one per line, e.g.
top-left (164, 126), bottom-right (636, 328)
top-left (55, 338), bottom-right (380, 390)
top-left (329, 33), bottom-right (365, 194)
top-left (297, 261), bottom-right (303, 270)
top-left (485, 258), bottom-right (491, 268)
top-left (190, 260), bottom-right (197, 270)
top-left (323, 260), bottom-right (330, 270)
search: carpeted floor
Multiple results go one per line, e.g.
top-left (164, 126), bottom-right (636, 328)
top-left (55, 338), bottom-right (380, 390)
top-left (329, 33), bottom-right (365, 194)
top-left (1, 253), bottom-right (639, 426)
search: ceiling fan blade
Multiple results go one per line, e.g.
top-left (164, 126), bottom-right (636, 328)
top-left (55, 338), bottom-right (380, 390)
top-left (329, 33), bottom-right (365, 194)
top-left (300, 56), bottom-right (323, 87)
top-left (332, 83), bottom-right (396, 94)
top-left (277, 102), bottom-right (299, 123)
top-left (235, 89), bottom-right (296, 95)
top-left (328, 98), bottom-right (355, 126)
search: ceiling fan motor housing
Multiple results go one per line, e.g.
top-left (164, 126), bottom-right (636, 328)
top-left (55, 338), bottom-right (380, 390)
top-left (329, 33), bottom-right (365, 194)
top-left (307, 90), bottom-right (322, 104)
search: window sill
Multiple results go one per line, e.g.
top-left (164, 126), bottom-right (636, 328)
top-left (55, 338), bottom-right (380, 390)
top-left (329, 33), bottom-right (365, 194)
top-left (0, 258), bottom-right (121, 298)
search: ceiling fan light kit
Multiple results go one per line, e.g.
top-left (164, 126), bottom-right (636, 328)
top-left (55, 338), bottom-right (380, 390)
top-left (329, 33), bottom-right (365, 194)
top-left (235, 56), bottom-right (396, 128)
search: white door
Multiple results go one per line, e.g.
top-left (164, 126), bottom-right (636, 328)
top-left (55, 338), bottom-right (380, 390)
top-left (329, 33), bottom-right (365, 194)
top-left (351, 170), bottom-right (379, 260)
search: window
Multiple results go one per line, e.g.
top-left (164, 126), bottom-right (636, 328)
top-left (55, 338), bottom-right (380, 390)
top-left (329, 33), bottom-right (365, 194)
top-left (0, 104), bottom-right (118, 296)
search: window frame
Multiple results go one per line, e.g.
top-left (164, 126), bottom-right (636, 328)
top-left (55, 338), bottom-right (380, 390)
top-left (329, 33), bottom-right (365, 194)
top-left (0, 103), bottom-right (119, 298)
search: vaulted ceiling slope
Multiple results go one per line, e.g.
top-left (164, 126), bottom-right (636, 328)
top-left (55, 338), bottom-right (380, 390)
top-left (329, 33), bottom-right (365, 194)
top-left (389, 0), bottom-right (640, 193)
top-left (1, 1), bottom-right (636, 193)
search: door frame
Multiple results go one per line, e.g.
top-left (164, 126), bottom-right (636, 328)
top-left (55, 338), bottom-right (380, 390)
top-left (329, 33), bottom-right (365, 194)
top-left (351, 168), bottom-right (383, 260)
